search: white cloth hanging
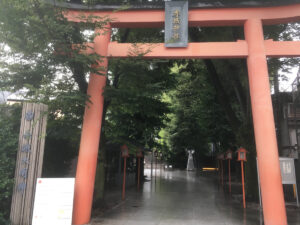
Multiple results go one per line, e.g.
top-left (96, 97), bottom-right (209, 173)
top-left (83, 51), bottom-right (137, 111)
top-left (187, 150), bottom-right (195, 171)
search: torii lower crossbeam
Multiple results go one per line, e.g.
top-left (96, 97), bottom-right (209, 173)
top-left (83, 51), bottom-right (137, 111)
top-left (80, 40), bottom-right (300, 59)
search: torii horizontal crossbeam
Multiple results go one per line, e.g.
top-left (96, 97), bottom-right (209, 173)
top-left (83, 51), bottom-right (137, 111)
top-left (79, 40), bottom-right (300, 59)
top-left (65, 3), bottom-right (300, 27)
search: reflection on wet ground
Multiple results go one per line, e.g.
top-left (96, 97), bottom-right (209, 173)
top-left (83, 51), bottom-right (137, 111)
top-left (92, 169), bottom-right (300, 225)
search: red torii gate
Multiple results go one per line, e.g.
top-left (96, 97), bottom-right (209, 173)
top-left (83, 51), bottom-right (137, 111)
top-left (63, 3), bottom-right (300, 225)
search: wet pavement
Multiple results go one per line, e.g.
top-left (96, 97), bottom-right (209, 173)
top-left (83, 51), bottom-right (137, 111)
top-left (91, 169), bottom-right (300, 225)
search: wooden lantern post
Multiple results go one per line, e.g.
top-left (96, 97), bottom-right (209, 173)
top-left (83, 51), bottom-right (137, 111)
top-left (237, 147), bottom-right (248, 208)
top-left (121, 145), bottom-right (129, 200)
top-left (226, 150), bottom-right (233, 193)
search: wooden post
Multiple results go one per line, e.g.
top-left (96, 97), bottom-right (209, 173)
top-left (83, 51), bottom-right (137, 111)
top-left (10, 103), bottom-right (48, 225)
top-left (122, 157), bottom-right (127, 200)
top-left (151, 150), bottom-right (153, 178)
top-left (136, 149), bottom-right (143, 190)
top-left (218, 160), bottom-right (221, 184)
top-left (241, 161), bottom-right (246, 208)
top-left (137, 157), bottom-right (141, 190)
top-left (221, 160), bottom-right (224, 187)
top-left (228, 159), bottom-right (231, 193)
top-left (155, 157), bottom-right (157, 178)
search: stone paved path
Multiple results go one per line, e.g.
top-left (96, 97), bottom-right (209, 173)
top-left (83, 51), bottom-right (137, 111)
top-left (91, 169), bottom-right (300, 225)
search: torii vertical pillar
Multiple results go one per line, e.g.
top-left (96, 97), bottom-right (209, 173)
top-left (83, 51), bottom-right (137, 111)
top-left (72, 25), bottom-right (111, 225)
top-left (245, 19), bottom-right (287, 225)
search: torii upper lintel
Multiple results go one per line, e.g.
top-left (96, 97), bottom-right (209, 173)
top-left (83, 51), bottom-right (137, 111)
top-left (61, 2), bottom-right (300, 27)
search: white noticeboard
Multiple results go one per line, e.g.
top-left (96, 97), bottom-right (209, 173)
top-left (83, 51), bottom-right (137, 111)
top-left (256, 158), bottom-right (299, 207)
top-left (32, 178), bottom-right (75, 225)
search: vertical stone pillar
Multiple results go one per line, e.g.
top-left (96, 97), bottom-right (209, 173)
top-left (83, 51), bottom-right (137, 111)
top-left (72, 25), bottom-right (111, 225)
top-left (244, 19), bottom-right (287, 225)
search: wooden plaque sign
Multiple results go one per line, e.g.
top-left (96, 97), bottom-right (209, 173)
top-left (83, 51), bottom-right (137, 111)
top-left (226, 150), bottom-right (233, 160)
top-left (121, 145), bottom-right (129, 158)
top-left (165, 1), bottom-right (188, 48)
top-left (136, 149), bottom-right (143, 158)
top-left (237, 148), bottom-right (247, 161)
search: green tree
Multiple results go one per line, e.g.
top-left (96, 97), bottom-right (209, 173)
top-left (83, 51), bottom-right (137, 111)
top-left (0, 0), bottom-right (110, 219)
top-left (0, 0), bottom-right (110, 177)
top-left (103, 58), bottom-right (175, 147)
top-left (160, 61), bottom-right (234, 168)
top-left (0, 104), bottom-right (21, 223)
